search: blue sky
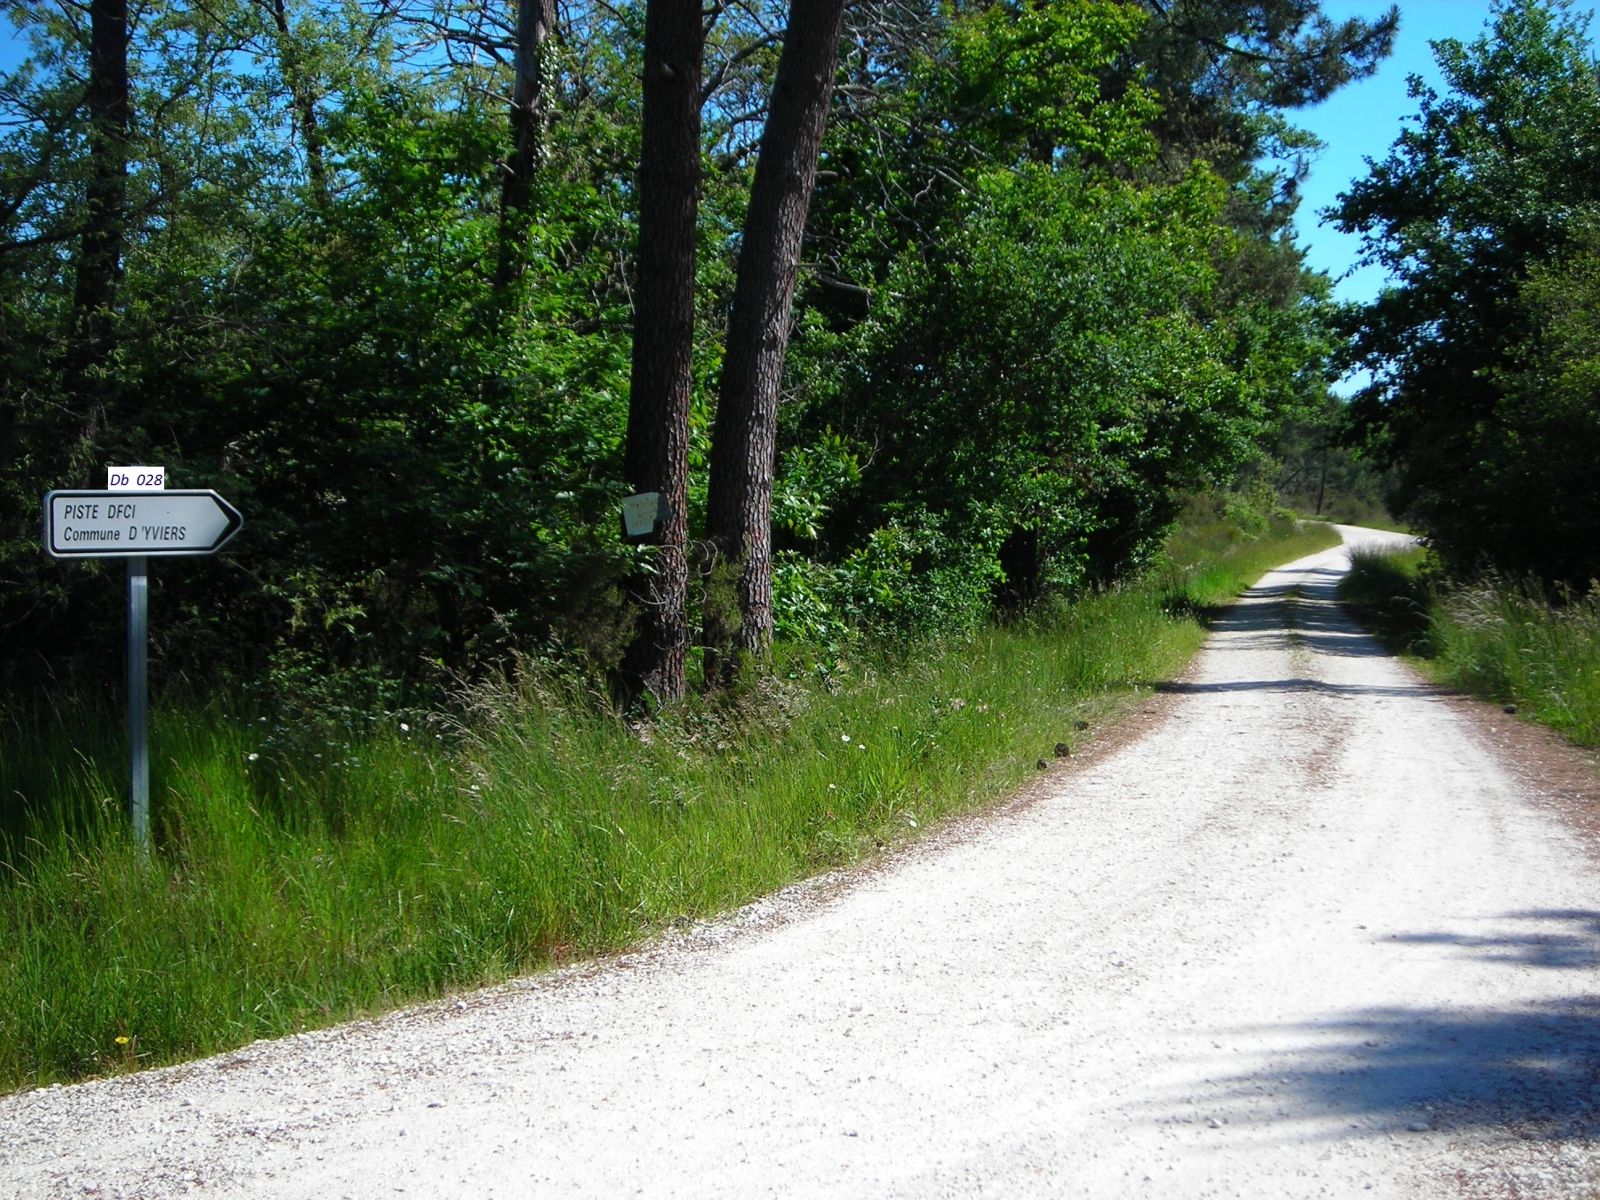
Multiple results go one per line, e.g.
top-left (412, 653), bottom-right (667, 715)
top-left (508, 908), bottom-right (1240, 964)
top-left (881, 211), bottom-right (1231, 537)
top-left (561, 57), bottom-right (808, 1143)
top-left (4, 1), bottom-right (1594, 307)
top-left (1292, 0), bottom-right (1600, 305)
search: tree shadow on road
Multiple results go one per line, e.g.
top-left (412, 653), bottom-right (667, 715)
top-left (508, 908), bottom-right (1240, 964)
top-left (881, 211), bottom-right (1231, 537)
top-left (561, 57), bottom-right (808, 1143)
top-left (1172, 568), bottom-right (1424, 665)
top-left (1386, 910), bottom-right (1600, 972)
top-left (1184, 912), bottom-right (1600, 1142)
top-left (1152, 677), bottom-right (1436, 700)
top-left (1226, 997), bottom-right (1600, 1139)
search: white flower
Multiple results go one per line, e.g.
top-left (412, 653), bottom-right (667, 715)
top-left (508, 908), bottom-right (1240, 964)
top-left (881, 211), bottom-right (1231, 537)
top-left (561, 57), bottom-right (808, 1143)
top-left (246, 753), bottom-right (259, 762)
top-left (840, 733), bottom-right (851, 743)
top-left (399, 722), bottom-right (411, 734)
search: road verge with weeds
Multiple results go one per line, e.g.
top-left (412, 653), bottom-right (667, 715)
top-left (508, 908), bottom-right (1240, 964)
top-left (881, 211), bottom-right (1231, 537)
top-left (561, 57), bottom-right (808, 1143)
top-left (0, 517), bottom-right (1338, 1092)
top-left (1342, 547), bottom-right (1600, 748)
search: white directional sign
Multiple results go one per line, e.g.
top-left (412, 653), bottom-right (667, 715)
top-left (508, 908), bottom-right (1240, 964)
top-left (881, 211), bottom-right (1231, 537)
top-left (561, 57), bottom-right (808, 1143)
top-left (43, 490), bottom-right (243, 559)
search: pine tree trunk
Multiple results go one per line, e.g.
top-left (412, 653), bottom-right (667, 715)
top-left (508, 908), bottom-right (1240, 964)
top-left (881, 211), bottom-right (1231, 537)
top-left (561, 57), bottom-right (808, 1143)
top-left (618, 0), bottom-right (703, 707)
top-left (495, 0), bottom-right (557, 292)
top-left (66, 0), bottom-right (130, 456)
top-left (702, 0), bottom-right (847, 689)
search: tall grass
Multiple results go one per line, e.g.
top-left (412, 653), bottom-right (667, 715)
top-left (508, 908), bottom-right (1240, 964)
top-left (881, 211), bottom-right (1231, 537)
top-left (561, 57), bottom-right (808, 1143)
top-left (1342, 548), bottom-right (1600, 747)
top-left (1430, 581), bottom-right (1600, 745)
top-left (0, 517), bottom-right (1338, 1091)
top-left (1337, 545), bottom-right (1433, 650)
top-left (1161, 496), bottom-right (1342, 608)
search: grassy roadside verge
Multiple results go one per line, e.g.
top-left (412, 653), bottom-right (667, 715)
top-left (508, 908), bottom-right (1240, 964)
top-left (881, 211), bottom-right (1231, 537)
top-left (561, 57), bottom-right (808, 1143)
top-left (0, 517), bottom-right (1339, 1092)
top-left (1341, 547), bottom-right (1600, 748)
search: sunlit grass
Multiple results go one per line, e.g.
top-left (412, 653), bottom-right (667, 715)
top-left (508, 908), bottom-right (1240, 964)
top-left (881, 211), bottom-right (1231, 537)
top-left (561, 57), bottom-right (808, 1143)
top-left (1162, 502), bottom-right (1342, 609)
top-left (1337, 545), bottom-right (1433, 650)
top-left (0, 516), bottom-right (1337, 1091)
top-left (1342, 547), bottom-right (1600, 747)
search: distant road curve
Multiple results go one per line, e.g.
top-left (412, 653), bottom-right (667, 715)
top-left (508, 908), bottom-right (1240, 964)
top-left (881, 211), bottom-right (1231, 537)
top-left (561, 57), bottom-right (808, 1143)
top-left (4, 524), bottom-right (1598, 1199)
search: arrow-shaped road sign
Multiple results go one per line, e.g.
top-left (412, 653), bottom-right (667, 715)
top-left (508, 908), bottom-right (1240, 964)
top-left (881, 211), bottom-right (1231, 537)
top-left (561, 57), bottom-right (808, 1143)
top-left (43, 489), bottom-right (243, 559)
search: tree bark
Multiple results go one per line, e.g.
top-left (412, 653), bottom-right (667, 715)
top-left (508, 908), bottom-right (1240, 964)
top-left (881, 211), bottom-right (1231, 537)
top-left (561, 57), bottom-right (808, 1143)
top-left (495, 0), bottom-right (558, 292)
top-left (702, 0), bottom-right (847, 689)
top-left (618, 0), bottom-right (704, 707)
top-left (66, 0), bottom-right (131, 454)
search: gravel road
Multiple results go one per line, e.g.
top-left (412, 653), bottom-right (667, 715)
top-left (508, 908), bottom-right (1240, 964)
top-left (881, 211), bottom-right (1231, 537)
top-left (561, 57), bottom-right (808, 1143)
top-left (5, 524), bottom-right (1600, 1199)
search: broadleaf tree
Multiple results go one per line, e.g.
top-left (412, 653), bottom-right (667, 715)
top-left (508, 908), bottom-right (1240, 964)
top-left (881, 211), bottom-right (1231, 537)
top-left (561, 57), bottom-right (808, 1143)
top-left (1332, 0), bottom-right (1600, 585)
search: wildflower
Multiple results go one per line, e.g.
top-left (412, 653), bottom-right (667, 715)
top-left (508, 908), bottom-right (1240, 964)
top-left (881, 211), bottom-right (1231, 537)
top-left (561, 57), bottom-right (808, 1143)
top-left (399, 722), bottom-right (411, 733)
top-left (114, 1035), bottom-right (130, 1046)
top-left (840, 733), bottom-right (851, 743)
top-left (246, 752), bottom-right (260, 762)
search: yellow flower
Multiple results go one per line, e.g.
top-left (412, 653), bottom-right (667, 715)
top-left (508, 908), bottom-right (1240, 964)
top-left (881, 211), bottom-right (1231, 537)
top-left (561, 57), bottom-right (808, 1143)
top-left (114, 1035), bottom-right (130, 1046)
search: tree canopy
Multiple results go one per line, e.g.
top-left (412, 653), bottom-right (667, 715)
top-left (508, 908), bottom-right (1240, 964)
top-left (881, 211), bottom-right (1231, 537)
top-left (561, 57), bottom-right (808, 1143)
top-left (0, 0), bottom-right (1397, 703)
top-left (1333, 0), bottom-right (1600, 587)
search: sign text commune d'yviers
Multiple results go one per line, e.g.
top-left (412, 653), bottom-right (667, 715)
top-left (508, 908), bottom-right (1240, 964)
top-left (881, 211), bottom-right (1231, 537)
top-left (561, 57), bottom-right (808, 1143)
top-left (43, 490), bottom-right (243, 559)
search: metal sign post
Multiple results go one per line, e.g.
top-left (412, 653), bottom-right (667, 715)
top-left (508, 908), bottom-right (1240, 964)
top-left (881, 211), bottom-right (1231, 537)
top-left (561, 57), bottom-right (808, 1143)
top-left (42, 474), bottom-right (242, 852)
top-left (127, 556), bottom-right (150, 850)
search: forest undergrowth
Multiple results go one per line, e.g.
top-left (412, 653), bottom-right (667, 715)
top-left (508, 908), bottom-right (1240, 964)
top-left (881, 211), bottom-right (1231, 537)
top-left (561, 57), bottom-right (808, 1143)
top-left (0, 512), bottom-right (1338, 1092)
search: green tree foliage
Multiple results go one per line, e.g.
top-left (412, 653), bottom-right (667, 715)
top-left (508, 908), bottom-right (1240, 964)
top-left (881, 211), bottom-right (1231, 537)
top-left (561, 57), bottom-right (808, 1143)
top-left (1127, 0), bottom-right (1398, 179)
top-left (1, 0), bottom-right (637, 695)
top-left (1332, 0), bottom-right (1600, 586)
top-left (0, 0), bottom-right (1385, 704)
top-left (1269, 393), bottom-right (1391, 523)
top-left (1487, 219), bottom-right (1600, 584)
top-left (230, 89), bottom-right (634, 671)
top-left (782, 0), bottom-right (1335, 635)
top-left (801, 164), bottom-right (1317, 626)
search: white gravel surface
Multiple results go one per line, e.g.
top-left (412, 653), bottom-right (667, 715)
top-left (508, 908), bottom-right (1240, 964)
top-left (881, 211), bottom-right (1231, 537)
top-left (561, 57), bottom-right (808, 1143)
top-left (4, 524), bottom-right (1600, 1199)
